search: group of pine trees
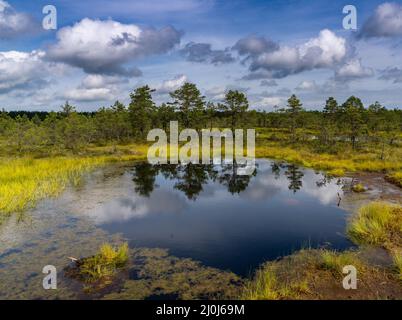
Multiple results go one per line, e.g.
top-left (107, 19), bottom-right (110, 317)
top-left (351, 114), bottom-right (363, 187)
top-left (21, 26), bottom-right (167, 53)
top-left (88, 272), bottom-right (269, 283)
top-left (0, 82), bottom-right (400, 153)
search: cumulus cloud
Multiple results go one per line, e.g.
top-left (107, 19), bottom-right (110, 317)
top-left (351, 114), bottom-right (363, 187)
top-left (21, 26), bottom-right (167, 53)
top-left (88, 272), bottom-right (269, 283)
top-left (0, 0), bottom-right (37, 39)
top-left (156, 74), bottom-right (187, 94)
top-left (62, 88), bottom-right (115, 102)
top-left (46, 18), bottom-right (182, 75)
top-left (60, 74), bottom-right (129, 102)
top-left (0, 50), bottom-right (50, 94)
top-left (81, 74), bottom-right (128, 89)
top-left (359, 2), bottom-right (402, 39)
top-left (233, 35), bottom-right (278, 58)
top-left (296, 80), bottom-right (317, 91)
top-left (180, 42), bottom-right (235, 65)
top-left (260, 79), bottom-right (278, 87)
top-left (334, 59), bottom-right (374, 81)
top-left (239, 29), bottom-right (347, 79)
top-left (379, 66), bottom-right (402, 83)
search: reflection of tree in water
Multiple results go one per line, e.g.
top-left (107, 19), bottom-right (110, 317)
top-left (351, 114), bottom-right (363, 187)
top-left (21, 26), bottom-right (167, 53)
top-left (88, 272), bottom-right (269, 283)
top-left (316, 174), bottom-right (333, 188)
top-left (284, 164), bottom-right (304, 193)
top-left (132, 163), bottom-right (159, 197)
top-left (131, 162), bottom-right (257, 200)
top-left (271, 162), bottom-right (281, 179)
top-left (219, 161), bottom-right (256, 194)
top-left (174, 163), bottom-right (210, 200)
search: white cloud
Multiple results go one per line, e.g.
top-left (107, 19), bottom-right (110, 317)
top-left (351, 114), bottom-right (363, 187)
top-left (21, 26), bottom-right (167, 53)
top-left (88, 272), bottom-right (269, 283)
top-left (0, 50), bottom-right (49, 94)
top-left (156, 74), bottom-right (187, 93)
top-left (47, 18), bottom-right (182, 75)
top-left (334, 59), bottom-right (374, 81)
top-left (359, 2), bottom-right (402, 39)
top-left (258, 96), bottom-right (283, 108)
top-left (296, 80), bottom-right (317, 91)
top-left (245, 29), bottom-right (347, 78)
top-left (62, 88), bottom-right (115, 102)
top-left (0, 0), bottom-right (37, 38)
top-left (81, 74), bottom-right (127, 89)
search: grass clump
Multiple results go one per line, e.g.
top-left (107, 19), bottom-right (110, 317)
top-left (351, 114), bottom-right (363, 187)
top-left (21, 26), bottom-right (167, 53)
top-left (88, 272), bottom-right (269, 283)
top-left (328, 168), bottom-right (345, 177)
top-left (391, 250), bottom-right (402, 281)
top-left (386, 171), bottom-right (402, 188)
top-left (241, 259), bottom-right (310, 300)
top-left (74, 243), bottom-right (129, 283)
top-left (319, 250), bottom-right (363, 277)
top-left (351, 183), bottom-right (366, 193)
top-left (347, 202), bottom-right (402, 248)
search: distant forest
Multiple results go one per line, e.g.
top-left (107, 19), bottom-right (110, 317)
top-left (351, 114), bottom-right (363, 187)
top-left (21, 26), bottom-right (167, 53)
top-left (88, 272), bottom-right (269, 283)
top-left (1, 83), bottom-right (401, 154)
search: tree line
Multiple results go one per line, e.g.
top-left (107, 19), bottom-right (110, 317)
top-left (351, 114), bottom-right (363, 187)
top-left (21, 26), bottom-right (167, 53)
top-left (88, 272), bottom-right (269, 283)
top-left (0, 82), bottom-right (401, 153)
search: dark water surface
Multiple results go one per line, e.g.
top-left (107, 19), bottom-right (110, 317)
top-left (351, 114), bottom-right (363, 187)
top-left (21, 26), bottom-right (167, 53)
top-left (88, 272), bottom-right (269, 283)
top-left (93, 160), bottom-right (352, 275)
top-left (0, 159), bottom-right (363, 298)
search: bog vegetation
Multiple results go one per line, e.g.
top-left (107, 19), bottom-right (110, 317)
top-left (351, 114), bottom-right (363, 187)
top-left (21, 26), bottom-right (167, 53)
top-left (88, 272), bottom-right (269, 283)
top-left (0, 82), bottom-right (401, 219)
top-left (242, 202), bottom-right (402, 300)
top-left (0, 83), bottom-right (400, 161)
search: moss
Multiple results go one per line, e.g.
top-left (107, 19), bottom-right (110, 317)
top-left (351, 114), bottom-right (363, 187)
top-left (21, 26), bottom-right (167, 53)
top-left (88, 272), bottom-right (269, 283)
top-left (103, 248), bottom-right (243, 300)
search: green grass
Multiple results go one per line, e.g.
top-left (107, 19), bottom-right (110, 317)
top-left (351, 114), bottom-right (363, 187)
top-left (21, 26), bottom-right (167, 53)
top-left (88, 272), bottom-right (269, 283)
top-left (241, 264), bottom-right (310, 300)
top-left (0, 146), bottom-right (149, 221)
top-left (0, 157), bottom-right (107, 219)
top-left (242, 201), bottom-right (402, 300)
top-left (347, 202), bottom-right (402, 248)
top-left (76, 243), bottom-right (129, 283)
top-left (319, 250), bottom-right (363, 277)
top-left (391, 250), bottom-right (402, 281)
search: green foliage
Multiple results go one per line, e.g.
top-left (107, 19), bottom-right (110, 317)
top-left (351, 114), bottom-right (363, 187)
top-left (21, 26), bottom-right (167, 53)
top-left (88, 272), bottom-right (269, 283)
top-left (169, 82), bottom-right (205, 128)
top-left (340, 96), bottom-right (365, 149)
top-left (221, 90), bottom-right (249, 129)
top-left (76, 243), bottom-right (129, 283)
top-left (285, 94), bottom-right (304, 141)
top-left (129, 85), bottom-right (156, 138)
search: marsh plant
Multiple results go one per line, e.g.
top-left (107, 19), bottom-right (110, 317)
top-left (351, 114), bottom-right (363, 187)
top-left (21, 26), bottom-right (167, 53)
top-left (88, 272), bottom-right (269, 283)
top-left (67, 243), bottom-right (129, 284)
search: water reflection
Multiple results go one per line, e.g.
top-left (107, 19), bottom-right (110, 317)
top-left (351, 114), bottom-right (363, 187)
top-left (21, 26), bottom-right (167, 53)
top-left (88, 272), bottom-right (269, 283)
top-left (89, 160), bottom-right (354, 275)
top-left (132, 162), bottom-right (258, 200)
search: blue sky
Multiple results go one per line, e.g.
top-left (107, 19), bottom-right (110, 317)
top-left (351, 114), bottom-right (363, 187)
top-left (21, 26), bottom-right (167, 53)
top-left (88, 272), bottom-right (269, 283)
top-left (1, 0), bottom-right (402, 111)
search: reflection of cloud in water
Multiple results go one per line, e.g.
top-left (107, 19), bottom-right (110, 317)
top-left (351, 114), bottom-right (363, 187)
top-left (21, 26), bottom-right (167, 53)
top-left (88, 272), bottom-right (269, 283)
top-left (301, 171), bottom-right (342, 205)
top-left (240, 179), bottom-right (281, 201)
top-left (239, 163), bottom-right (342, 205)
top-left (86, 189), bottom-right (188, 224)
top-left (283, 198), bottom-right (301, 206)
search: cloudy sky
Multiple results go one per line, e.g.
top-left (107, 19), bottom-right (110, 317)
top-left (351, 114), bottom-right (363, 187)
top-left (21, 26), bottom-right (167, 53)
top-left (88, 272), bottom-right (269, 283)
top-left (1, 0), bottom-right (402, 111)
